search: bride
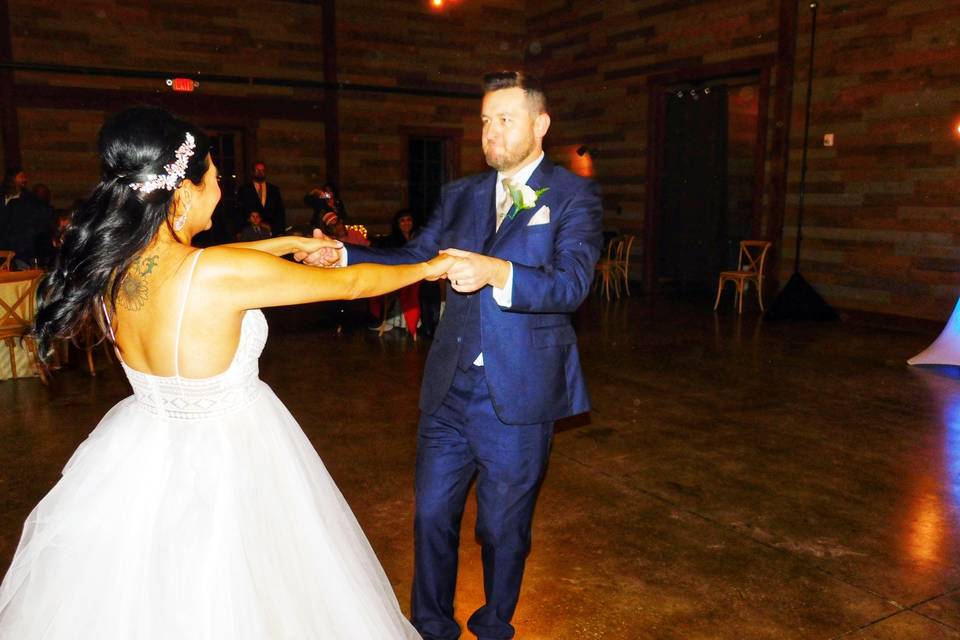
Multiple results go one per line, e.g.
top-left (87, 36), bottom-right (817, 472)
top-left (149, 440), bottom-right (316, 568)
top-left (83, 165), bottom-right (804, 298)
top-left (0, 107), bottom-right (455, 639)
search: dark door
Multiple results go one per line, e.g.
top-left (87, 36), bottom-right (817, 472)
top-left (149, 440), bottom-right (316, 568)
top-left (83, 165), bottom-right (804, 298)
top-left (656, 84), bottom-right (728, 291)
top-left (408, 137), bottom-right (448, 224)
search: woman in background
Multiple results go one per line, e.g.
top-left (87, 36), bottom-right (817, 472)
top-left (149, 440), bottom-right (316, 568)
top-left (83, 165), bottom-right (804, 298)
top-left (370, 209), bottom-right (421, 337)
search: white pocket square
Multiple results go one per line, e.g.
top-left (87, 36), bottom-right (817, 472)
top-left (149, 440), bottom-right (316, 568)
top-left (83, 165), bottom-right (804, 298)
top-left (527, 205), bottom-right (550, 226)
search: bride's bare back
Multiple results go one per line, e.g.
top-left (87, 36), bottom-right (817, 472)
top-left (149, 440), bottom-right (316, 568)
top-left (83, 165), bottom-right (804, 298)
top-left (109, 244), bottom-right (245, 379)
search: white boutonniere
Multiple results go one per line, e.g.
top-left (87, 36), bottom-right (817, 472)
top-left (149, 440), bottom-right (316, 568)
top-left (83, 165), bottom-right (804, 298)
top-left (507, 184), bottom-right (549, 220)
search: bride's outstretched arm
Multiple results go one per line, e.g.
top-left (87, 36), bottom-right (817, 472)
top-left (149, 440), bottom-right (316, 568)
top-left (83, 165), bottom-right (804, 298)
top-left (195, 245), bottom-right (455, 311)
top-left (219, 235), bottom-right (325, 257)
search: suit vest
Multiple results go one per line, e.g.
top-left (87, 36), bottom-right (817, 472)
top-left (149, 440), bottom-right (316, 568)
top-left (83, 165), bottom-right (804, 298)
top-left (456, 200), bottom-right (499, 370)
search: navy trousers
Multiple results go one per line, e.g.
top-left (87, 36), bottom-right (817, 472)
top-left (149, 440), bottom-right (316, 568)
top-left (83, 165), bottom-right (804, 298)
top-left (410, 365), bottom-right (553, 640)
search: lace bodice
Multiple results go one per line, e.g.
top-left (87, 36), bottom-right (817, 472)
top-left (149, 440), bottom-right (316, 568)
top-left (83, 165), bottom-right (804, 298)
top-left (122, 309), bottom-right (269, 421)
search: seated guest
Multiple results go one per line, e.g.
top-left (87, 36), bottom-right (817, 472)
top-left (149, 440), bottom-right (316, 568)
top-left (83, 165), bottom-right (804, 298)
top-left (370, 210), bottom-right (422, 337)
top-left (379, 209), bottom-right (418, 248)
top-left (237, 211), bottom-right (272, 242)
top-left (305, 182), bottom-right (347, 227)
top-left (319, 211), bottom-right (368, 246)
top-left (51, 208), bottom-right (72, 246)
top-left (378, 208), bottom-right (443, 338)
top-left (46, 209), bottom-right (73, 268)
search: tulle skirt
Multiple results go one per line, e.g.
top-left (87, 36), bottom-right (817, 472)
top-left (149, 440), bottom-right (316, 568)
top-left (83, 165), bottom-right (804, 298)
top-left (0, 382), bottom-right (420, 639)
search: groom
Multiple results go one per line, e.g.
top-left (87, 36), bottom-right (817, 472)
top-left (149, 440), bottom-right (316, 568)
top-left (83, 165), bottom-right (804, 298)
top-left (306, 71), bottom-right (602, 639)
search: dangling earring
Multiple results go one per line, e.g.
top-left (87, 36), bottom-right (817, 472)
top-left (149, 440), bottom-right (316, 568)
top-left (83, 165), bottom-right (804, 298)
top-left (173, 201), bottom-right (190, 232)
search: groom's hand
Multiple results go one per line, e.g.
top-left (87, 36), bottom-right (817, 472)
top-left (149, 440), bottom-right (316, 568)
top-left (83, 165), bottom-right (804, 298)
top-left (295, 229), bottom-right (344, 267)
top-left (440, 248), bottom-right (510, 293)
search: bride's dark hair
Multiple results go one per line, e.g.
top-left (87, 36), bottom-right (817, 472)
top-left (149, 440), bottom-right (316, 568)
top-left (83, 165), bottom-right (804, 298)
top-left (34, 107), bottom-right (211, 360)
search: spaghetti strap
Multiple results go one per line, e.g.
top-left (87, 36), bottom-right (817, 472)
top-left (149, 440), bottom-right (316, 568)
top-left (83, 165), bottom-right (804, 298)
top-left (100, 297), bottom-right (126, 363)
top-left (100, 298), bottom-right (117, 343)
top-left (173, 249), bottom-right (204, 378)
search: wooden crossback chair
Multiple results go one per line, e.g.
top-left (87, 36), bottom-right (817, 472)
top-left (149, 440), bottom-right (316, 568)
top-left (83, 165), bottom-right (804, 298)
top-left (0, 251), bottom-right (14, 271)
top-left (81, 318), bottom-right (114, 376)
top-left (713, 240), bottom-right (773, 314)
top-left (0, 271), bottom-right (48, 383)
top-left (47, 322), bottom-right (114, 376)
top-left (594, 237), bottom-right (622, 300)
top-left (613, 234), bottom-right (635, 296)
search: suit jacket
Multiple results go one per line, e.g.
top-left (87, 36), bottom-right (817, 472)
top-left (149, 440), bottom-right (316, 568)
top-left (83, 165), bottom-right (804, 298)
top-left (0, 193), bottom-right (54, 267)
top-left (236, 181), bottom-right (285, 236)
top-left (347, 158), bottom-right (603, 425)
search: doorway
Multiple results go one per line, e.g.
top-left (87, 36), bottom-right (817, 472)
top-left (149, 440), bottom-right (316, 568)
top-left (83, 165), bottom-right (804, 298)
top-left (657, 82), bottom-right (728, 289)
top-left (408, 136), bottom-right (450, 224)
top-left (644, 60), bottom-right (771, 294)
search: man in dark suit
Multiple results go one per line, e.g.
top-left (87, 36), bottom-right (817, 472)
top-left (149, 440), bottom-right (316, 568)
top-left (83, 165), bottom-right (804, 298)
top-left (235, 161), bottom-right (285, 236)
top-left (2, 166), bottom-right (27, 206)
top-left (301, 71), bottom-right (602, 640)
top-left (0, 168), bottom-right (54, 268)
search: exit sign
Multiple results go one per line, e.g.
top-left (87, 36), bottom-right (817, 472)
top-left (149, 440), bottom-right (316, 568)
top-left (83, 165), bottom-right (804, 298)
top-left (167, 78), bottom-right (197, 93)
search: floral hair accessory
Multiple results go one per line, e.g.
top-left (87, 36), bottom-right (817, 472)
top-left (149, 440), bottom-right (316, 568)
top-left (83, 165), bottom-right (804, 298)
top-left (129, 132), bottom-right (196, 193)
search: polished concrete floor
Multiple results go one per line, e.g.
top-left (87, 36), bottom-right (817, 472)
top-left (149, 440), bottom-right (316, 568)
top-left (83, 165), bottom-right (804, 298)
top-left (3, 296), bottom-right (960, 639)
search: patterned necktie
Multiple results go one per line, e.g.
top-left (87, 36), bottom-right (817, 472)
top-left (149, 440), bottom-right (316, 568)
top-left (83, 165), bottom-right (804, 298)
top-left (496, 178), bottom-right (514, 232)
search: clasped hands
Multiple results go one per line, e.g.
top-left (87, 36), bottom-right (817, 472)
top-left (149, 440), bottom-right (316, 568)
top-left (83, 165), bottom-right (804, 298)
top-left (294, 229), bottom-right (510, 293)
top-left (432, 248), bottom-right (510, 292)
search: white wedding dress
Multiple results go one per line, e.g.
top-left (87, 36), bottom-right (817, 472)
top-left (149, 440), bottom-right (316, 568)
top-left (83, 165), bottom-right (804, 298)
top-left (0, 250), bottom-right (420, 639)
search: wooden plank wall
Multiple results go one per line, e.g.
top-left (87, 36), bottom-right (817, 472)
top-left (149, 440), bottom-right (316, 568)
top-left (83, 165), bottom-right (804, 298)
top-left (5, 0), bottom-right (525, 228)
top-left (527, 0), bottom-right (960, 320)
top-left (9, 0), bottom-right (330, 219)
top-left (525, 0), bottom-right (780, 281)
top-left (335, 0), bottom-right (524, 222)
top-left (783, 0), bottom-right (960, 319)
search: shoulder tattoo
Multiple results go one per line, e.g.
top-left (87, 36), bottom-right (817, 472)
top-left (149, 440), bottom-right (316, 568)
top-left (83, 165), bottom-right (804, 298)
top-left (118, 254), bottom-right (159, 311)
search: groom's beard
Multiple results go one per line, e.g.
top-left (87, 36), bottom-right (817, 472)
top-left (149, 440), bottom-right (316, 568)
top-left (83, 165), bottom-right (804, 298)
top-left (484, 137), bottom-right (537, 173)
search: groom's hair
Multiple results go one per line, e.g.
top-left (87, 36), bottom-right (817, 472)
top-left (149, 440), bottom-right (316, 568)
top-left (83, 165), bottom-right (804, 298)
top-left (482, 71), bottom-right (547, 114)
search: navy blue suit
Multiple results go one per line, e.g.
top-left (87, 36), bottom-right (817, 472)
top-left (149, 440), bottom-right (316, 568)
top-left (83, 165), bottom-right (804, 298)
top-left (347, 158), bottom-right (602, 639)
